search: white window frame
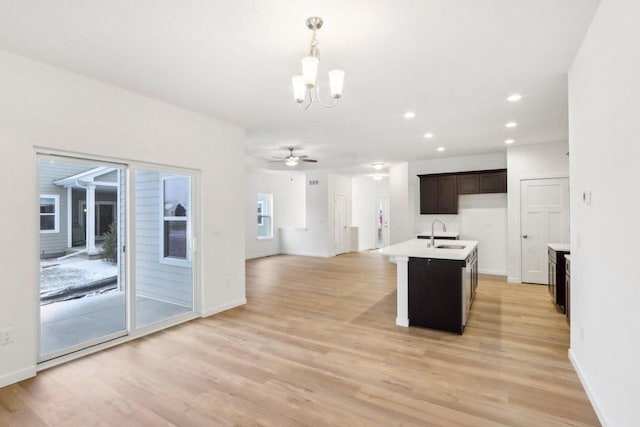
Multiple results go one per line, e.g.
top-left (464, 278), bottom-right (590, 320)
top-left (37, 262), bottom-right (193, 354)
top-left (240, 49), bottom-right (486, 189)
top-left (257, 193), bottom-right (273, 240)
top-left (160, 175), bottom-right (191, 267)
top-left (40, 194), bottom-right (60, 234)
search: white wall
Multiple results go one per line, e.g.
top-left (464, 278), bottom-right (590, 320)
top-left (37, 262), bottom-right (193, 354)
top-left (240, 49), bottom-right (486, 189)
top-left (506, 142), bottom-right (569, 282)
top-left (281, 171), bottom-right (330, 257)
top-left (409, 153), bottom-right (508, 275)
top-left (0, 50), bottom-right (245, 387)
top-left (352, 177), bottom-right (390, 251)
top-left (568, 1), bottom-right (640, 425)
top-left (389, 162), bottom-right (412, 244)
top-left (245, 169), bottom-right (305, 259)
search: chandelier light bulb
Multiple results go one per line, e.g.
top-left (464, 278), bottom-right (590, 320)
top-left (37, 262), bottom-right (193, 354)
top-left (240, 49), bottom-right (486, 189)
top-left (329, 69), bottom-right (345, 98)
top-left (301, 56), bottom-right (319, 88)
top-left (292, 76), bottom-right (306, 103)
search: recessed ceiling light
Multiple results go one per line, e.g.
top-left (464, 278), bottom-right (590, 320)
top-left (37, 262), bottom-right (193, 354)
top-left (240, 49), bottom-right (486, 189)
top-left (404, 111), bottom-right (415, 119)
top-left (507, 93), bottom-right (523, 102)
top-left (371, 162), bottom-right (385, 170)
top-left (505, 121), bottom-right (518, 128)
top-left (436, 147), bottom-right (445, 152)
top-left (423, 132), bottom-right (434, 139)
top-left (505, 139), bottom-right (515, 144)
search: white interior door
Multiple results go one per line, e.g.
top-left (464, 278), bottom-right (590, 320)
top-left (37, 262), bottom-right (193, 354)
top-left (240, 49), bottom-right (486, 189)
top-left (375, 198), bottom-right (390, 248)
top-left (521, 178), bottom-right (569, 284)
top-left (334, 194), bottom-right (347, 255)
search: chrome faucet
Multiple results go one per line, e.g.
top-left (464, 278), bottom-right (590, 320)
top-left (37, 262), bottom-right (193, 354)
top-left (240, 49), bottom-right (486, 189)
top-left (431, 219), bottom-right (447, 248)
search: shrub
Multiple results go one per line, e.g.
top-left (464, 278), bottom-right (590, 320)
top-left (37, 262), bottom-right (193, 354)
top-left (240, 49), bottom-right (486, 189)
top-left (102, 223), bottom-right (118, 263)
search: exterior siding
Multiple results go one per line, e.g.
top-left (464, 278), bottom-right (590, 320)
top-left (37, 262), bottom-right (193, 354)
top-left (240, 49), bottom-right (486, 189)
top-left (135, 170), bottom-right (192, 307)
top-left (39, 159), bottom-right (91, 257)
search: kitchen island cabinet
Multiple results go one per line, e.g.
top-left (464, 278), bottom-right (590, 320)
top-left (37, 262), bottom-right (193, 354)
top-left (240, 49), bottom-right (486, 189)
top-left (548, 243), bottom-right (570, 313)
top-left (379, 239), bottom-right (479, 334)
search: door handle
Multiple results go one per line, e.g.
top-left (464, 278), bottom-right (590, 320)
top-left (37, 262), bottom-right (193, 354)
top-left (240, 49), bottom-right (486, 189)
top-left (522, 234), bottom-right (528, 239)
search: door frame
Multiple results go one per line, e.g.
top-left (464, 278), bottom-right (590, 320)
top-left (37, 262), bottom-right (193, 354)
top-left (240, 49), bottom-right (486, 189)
top-left (35, 149), bottom-right (201, 367)
top-left (519, 176), bottom-right (570, 284)
top-left (375, 197), bottom-right (390, 249)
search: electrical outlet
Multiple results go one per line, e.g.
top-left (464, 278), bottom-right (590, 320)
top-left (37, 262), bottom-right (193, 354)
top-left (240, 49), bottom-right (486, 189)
top-left (1, 327), bottom-right (14, 345)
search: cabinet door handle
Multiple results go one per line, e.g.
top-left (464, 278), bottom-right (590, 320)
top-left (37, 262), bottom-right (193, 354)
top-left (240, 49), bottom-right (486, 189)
top-left (522, 234), bottom-right (528, 239)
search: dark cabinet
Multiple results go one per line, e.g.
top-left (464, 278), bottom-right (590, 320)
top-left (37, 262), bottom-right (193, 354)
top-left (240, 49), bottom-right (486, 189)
top-left (456, 170), bottom-right (507, 195)
top-left (565, 256), bottom-right (571, 325)
top-left (479, 171), bottom-right (507, 193)
top-left (419, 175), bottom-right (458, 214)
top-left (548, 247), bottom-right (570, 313)
top-left (408, 247), bottom-right (478, 334)
top-left (420, 169), bottom-right (507, 214)
top-left (457, 174), bottom-right (480, 194)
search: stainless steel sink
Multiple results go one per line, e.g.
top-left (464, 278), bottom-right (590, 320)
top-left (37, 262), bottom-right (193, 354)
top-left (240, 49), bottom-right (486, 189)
top-left (436, 244), bottom-right (466, 250)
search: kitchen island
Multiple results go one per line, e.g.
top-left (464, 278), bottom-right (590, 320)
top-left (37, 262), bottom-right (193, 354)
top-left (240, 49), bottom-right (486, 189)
top-left (379, 239), bottom-right (479, 334)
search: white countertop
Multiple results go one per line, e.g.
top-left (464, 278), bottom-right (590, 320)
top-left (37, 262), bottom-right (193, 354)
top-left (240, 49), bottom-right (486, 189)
top-left (548, 243), bottom-right (571, 252)
top-left (416, 231), bottom-right (460, 238)
top-left (379, 239), bottom-right (478, 261)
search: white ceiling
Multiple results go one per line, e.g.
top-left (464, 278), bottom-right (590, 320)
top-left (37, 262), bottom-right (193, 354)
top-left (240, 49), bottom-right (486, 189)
top-left (0, 0), bottom-right (599, 175)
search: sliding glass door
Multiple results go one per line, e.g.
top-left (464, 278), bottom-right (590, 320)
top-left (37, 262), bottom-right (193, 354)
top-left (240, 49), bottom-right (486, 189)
top-left (38, 155), bottom-right (197, 362)
top-left (38, 156), bottom-right (127, 361)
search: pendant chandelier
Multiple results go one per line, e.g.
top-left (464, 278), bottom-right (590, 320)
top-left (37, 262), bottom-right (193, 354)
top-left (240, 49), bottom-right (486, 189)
top-left (292, 17), bottom-right (345, 110)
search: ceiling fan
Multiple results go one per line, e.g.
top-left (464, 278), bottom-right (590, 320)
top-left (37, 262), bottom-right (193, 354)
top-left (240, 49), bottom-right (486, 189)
top-left (268, 147), bottom-right (318, 167)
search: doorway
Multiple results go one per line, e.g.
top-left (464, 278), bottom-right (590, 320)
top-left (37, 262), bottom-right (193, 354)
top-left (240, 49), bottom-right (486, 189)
top-left (334, 194), bottom-right (347, 255)
top-left (375, 198), bottom-right (390, 249)
top-left (78, 201), bottom-right (117, 240)
top-left (520, 178), bottom-right (570, 284)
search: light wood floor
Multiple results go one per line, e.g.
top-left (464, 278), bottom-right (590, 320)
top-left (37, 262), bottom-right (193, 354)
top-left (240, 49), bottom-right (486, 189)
top-left (0, 252), bottom-right (599, 426)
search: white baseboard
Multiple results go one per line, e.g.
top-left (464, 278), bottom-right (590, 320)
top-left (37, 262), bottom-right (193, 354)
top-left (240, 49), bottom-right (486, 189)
top-left (279, 251), bottom-right (331, 258)
top-left (569, 348), bottom-right (609, 427)
top-left (507, 276), bottom-right (521, 283)
top-left (201, 297), bottom-right (247, 318)
top-left (478, 269), bottom-right (507, 276)
top-left (0, 366), bottom-right (37, 388)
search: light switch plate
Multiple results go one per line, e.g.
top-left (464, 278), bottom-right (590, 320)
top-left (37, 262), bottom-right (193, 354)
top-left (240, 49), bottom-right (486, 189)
top-left (582, 189), bottom-right (592, 204)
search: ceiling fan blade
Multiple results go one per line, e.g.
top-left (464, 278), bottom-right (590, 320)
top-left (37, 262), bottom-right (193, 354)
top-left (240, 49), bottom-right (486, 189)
top-left (301, 159), bottom-right (318, 163)
top-left (267, 159), bottom-right (286, 163)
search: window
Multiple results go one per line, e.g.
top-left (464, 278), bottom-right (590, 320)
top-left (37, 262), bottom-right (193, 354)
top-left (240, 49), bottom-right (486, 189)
top-left (161, 176), bottom-right (190, 264)
top-left (257, 193), bottom-right (273, 239)
top-left (40, 194), bottom-right (59, 233)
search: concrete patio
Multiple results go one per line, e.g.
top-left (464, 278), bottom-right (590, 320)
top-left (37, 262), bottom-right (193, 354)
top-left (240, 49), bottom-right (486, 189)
top-left (40, 290), bottom-right (191, 357)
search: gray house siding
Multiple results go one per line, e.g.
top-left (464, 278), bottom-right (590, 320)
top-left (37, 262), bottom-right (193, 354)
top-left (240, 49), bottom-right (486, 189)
top-left (135, 170), bottom-right (192, 307)
top-left (39, 160), bottom-right (91, 257)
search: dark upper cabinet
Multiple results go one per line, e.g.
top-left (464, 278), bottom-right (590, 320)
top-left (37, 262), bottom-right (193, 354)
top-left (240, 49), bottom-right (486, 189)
top-left (479, 171), bottom-right (507, 193)
top-left (419, 176), bottom-right (439, 214)
top-left (438, 175), bottom-right (458, 213)
top-left (420, 169), bottom-right (507, 214)
top-left (419, 174), bottom-right (458, 214)
top-left (456, 169), bottom-right (507, 195)
top-left (457, 174), bottom-right (480, 194)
